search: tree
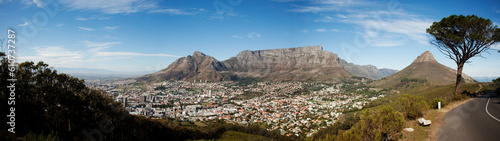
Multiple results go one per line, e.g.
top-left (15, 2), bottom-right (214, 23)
top-left (493, 77), bottom-right (500, 86)
top-left (426, 15), bottom-right (500, 96)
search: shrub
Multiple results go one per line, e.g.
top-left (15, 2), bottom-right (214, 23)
top-left (493, 77), bottom-right (500, 86)
top-left (430, 98), bottom-right (445, 109)
top-left (399, 94), bottom-right (428, 120)
top-left (334, 106), bottom-right (404, 141)
top-left (379, 106), bottom-right (404, 140)
top-left (24, 131), bottom-right (61, 141)
top-left (454, 90), bottom-right (473, 101)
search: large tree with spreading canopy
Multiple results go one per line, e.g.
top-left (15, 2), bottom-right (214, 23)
top-left (426, 14), bottom-right (500, 96)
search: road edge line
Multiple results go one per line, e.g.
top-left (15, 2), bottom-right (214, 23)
top-left (485, 97), bottom-right (500, 123)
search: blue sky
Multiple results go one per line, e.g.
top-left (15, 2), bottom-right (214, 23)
top-left (1, 0), bottom-right (499, 79)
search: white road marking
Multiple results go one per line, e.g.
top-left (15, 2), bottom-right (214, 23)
top-left (485, 97), bottom-right (500, 123)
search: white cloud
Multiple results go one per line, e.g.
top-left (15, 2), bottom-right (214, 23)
top-left (75, 16), bottom-right (110, 21)
top-left (290, 5), bottom-right (338, 13)
top-left (231, 35), bottom-right (243, 39)
top-left (314, 15), bottom-right (335, 22)
top-left (57, 0), bottom-right (157, 14)
top-left (315, 28), bottom-right (327, 32)
top-left (287, 0), bottom-right (432, 47)
top-left (19, 46), bottom-right (85, 68)
top-left (98, 17), bottom-right (110, 20)
top-left (94, 52), bottom-right (180, 57)
top-left (314, 28), bottom-right (339, 32)
top-left (247, 32), bottom-right (261, 38)
top-left (75, 17), bottom-right (89, 21)
top-left (336, 14), bottom-right (347, 19)
top-left (353, 16), bottom-right (432, 45)
top-left (78, 26), bottom-right (95, 31)
top-left (19, 41), bottom-right (180, 68)
top-left (197, 8), bottom-right (208, 12)
top-left (32, 0), bottom-right (44, 7)
top-left (330, 10), bottom-right (433, 46)
top-left (271, 0), bottom-right (305, 2)
top-left (18, 22), bottom-right (29, 26)
top-left (104, 34), bottom-right (119, 39)
top-left (103, 26), bottom-right (119, 30)
top-left (300, 29), bottom-right (309, 33)
top-left (313, 0), bottom-right (355, 5)
top-left (149, 8), bottom-right (194, 15)
top-left (230, 32), bottom-right (262, 39)
top-left (0, 0), bottom-right (13, 4)
top-left (82, 41), bottom-right (121, 52)
top-left (55, 23), bottom-right (64, 27)
top-left (34, 46), bottom-right (83, 58)
top-left (289, 0), bottom-right (372, 13)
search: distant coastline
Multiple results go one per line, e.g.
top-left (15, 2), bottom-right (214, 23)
top-left (473, 77), bottom-right (498, 82)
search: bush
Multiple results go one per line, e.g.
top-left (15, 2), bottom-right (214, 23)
top-left (334, 106), bottom-right (404, 141)
top-left (430, 98), bottom-right (445, 109)
top-left (379, 106), bottom-right (405, 140)
top-left (399, 94), bottom-right (428, 120)
top-left (493, 77), bottom-right (500, 86)
top-left (24, 131), bottom-right (61, 141)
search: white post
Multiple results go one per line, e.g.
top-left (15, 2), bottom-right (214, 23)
top-left (438, 102), bottom-right (441, 109)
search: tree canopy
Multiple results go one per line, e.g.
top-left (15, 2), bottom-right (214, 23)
top-left (427, 15), bottom-right (499, 65)
top-left (426, 15), bottom-right (500, 96)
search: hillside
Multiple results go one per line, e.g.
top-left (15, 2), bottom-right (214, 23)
top-left (371, 51), bottom-right (476, 88)
top-left (338, 59), bottom-right (398, 79)
top-left (138, 46), bottom-right (397, 83)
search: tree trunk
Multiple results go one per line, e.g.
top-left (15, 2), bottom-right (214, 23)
top-left (454, 63), bottom-right (464, 96)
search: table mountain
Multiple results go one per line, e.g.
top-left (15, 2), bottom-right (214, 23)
top-left (372, 51), bottom-right (476, 87)
top-left (138, 46), bottom-right (397, 82)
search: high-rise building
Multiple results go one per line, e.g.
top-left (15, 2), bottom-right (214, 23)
top-left (139, 95), bottom-right (147, 103)
top-left (124, 97), bottom-right (128, 107)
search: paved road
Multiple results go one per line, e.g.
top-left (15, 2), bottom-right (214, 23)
top-left (438, 91), bottom-right (500, 141)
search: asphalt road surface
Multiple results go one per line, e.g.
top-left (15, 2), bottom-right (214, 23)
top-left (438, 91), bottom-right (500, 141)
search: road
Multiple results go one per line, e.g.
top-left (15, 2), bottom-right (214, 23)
top-left (438, 90), bottom-right (500, 141)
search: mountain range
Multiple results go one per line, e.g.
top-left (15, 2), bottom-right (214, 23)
top-left (137, 46), bottom-right (397, 82)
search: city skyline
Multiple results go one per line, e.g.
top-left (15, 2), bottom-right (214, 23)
top-left (1, 0), bottom-right (499, 78)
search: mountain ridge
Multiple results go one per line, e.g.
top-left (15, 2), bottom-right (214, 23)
top-left (138, 46), bottom-right (397, 82)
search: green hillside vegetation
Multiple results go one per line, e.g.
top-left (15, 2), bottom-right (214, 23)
top-left (310, 106), bottom-right (405, 141)
top-left (310, 80), bottom-right (497, 141)
top-left (194, 131), bottom-right (273, 141)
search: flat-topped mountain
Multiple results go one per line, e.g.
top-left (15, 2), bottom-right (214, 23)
top-left (225, 46), bottom-right (341, 69)
top-left (372, 51), bottom-right (476, 87)
top-left (222, 46), bottom-right (351, 82)
top-left (138, 46), bottom-right (397, 82)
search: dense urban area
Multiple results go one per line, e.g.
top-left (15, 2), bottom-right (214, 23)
top-left (92, 78), bottom-right (385, 137)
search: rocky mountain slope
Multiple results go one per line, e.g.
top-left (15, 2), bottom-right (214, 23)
top-left (138, 46), bottom-right (397, 82)
top-left (338, 59), bottom-right (398, 79)
top-left (138, 51), bottom-right (231, 82)
top-left (371, 51), bottom-right (476, 87)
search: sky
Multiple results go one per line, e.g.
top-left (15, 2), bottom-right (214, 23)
top-left (0, 0), bottom-right (499, 80)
